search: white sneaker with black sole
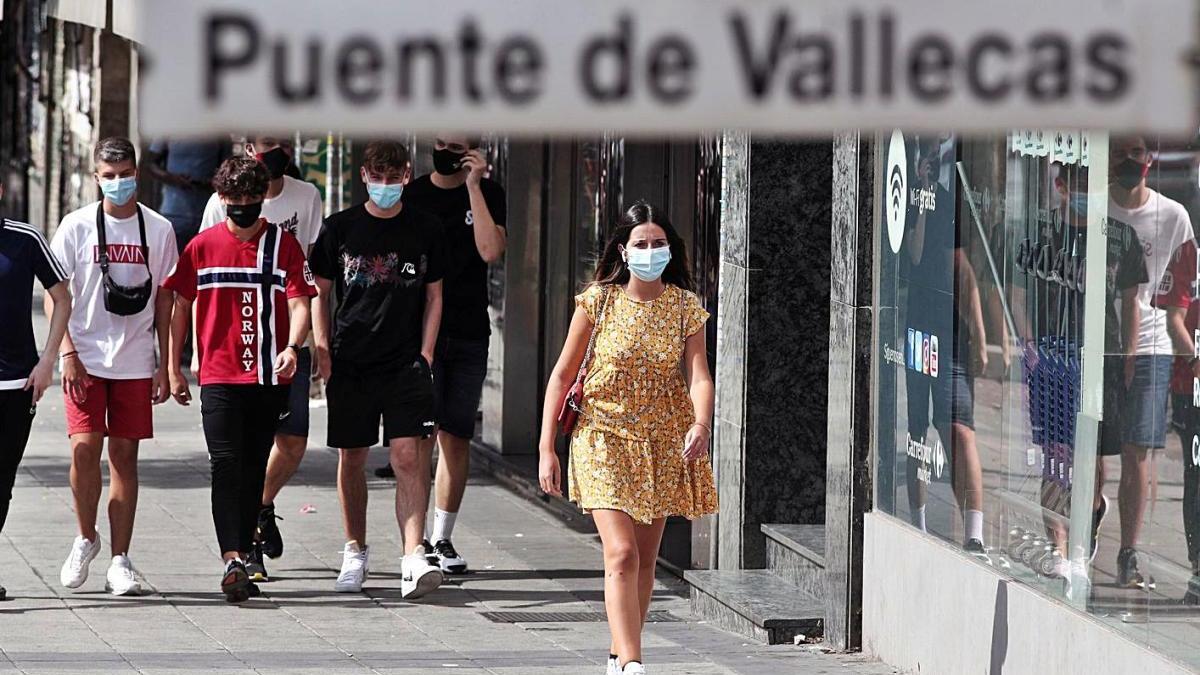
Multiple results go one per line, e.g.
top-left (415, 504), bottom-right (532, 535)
top-left (60, 535), bottom-right (102, 589)
top-left (335, 542), bottom-right (370, 593)
top-left (105, 555), bottom-right (143, 596)
top-left (433, 539), bottom-right (468, 575)
top-left (400, 544), bottom-right (443, 600)
top-left (622, 662), bottom-right (646, 674)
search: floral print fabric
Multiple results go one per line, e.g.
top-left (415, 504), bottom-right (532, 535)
top-left (568, 283), bottom-right (719, 524)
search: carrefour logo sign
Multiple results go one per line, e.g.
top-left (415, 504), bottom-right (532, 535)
top-left (886, 129), bottom-right (907, 254)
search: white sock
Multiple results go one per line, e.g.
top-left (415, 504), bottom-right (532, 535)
top-left (914, 505), bottom-right (927, 532)
top-left (432, 509), bottom-right (458, 543)
top-left (965, 509), bottom-right (984, 543)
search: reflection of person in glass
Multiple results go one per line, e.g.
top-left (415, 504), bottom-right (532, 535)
top-left (1108, 136), bottom-right (1194, 589)
top-left (904, 135), bottom-right (988, 558)
top-left (1154, 238), bottom-right (1200, 602)
top-left (1034, 164), bottom-right (1146, 582)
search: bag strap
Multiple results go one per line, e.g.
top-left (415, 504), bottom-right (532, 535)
top-left (95, 202), bottom-right (110, 275)
top-left (94, 202), bottom-right (152, 277)
top-left (572, 286), bottom-right (612, 386)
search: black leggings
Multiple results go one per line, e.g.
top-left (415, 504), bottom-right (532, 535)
top-left (0, 388), bottom-right (35, 533)
top-left (200, 384), bottom-right (288, 556)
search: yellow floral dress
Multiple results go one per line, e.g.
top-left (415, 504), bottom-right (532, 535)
top-left (568, 283), bottom-right (719, 524)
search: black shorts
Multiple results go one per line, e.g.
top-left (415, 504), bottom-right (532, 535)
top-left (326, 357), bottom-right (435, 448)
top-left (906, 357), bottom-right (975, 439)
top-left (277, 347), bottom-right (311, 438)
top-left (432, 336), bottom-right (489, 440)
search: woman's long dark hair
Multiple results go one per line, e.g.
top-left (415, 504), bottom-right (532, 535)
top-left (592, 200), bottom-right (695, 292)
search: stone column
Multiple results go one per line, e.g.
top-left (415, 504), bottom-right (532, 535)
top-left (714, 135), bottom-right (833, 569)
top-left (823, 132), bottom-right (875, 650)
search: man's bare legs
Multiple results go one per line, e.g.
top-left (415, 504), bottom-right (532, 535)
top-left (338, 448), bottom-right (369, 546)
top-left (69, 432), bottom-right (105, 543)
top-left (68, 433), bottom-right (138, 553)
top-left (263, 433), bottom-right (306, 508)
top-left (390, 436), bottom-right (431, 554)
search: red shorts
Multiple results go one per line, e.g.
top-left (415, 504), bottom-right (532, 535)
top-left (64, 376), bottom-right (153, 440)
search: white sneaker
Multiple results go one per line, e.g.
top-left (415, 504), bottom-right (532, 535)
top-left (60, 535), bottom-right (101, 589)
top-left (400, 544), bottom-right (443, 600)
top-left (105, 555), bottom-right (143, 596)
top-left (607, 655), bottom-right (620, 675)
top-left (335, 542), bottom-right (370, 593)
top-left (622, 662), bottom-right (646, 675)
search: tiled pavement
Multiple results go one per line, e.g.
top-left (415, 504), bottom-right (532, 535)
top-left (0, 386), bottom-right (898, 675)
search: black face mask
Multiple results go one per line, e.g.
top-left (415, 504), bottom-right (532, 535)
top-left (1113, 157), bottom-right (1148, 190)
top-left (257, 147), bottom-right (291, 180)
top-left (227, 202), bottom-right (263, 228)
top-left (433, 148), bottom-right (465, 176)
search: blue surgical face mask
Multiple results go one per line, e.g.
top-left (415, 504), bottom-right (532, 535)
top-left (99, 176), bottom-right (138, 206)
top-left (367, 182), bottom-right (403, 210)
top-left (625, 245), bottom-right (672, 282)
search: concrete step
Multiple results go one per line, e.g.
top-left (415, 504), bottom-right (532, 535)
top-left (684, 570), bottom-right (823, 645)
top-left (762, 523), bottom-right (826, 598)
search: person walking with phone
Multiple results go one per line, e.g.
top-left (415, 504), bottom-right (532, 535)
top-left (537, 201), bottom-right (717, 675)
top-left (47, 137), bottom-right (177, 597)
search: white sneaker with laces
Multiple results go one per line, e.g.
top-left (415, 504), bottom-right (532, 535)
top-left (400, 544), bottom-right (443, 600)
top-left (607, 655), bottom-right (620, 675)
top-left (60, 535), bottom-right (101, 589)
top-left (335, 542), bottom-right (370, 593)
top-left (105, 555), bottom-right (143, 596)
top-left (622, 662), bottom-right (646, 675)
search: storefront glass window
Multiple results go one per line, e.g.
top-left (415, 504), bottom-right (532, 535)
top-left (876, 129), bottom-right (1200, 667)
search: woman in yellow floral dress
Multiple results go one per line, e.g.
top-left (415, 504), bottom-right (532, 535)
top-left (538, 201), bottom-right (717, 675)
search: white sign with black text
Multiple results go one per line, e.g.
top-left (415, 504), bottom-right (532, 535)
top-left (137, 0), bottom-right (1197, 136)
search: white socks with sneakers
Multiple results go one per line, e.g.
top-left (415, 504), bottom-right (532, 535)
top-left (432, 508), bottom-right (458, 543)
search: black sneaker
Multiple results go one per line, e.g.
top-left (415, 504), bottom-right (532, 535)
top-left (1117, 547), bottom-right (1156, 589)
top-left (247, 581), bottom-right (262, 599)
top-left (373, 464), bottom-right (395, 479)
top-left (221, 559), bottom-right (250, 604)
top-left (433, 539), bottom-right (468, 575)
top-left (257, 505), bottom-right (284, 559)
top-left (1090, 495), bottom-right (1109, 562)
top-left (0, 583), bottom-right (6, 601)
top-left (1182, 575), bottom-right (1200, 606)
top-left (421, 540), bottom-right (440, 567)
top-left (964, 538), bottom-right (992, 565)
top-left (247, 542), bottom-right (269, 583)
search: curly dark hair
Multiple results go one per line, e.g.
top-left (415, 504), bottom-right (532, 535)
top-left (212, 157), bottom-right (269, 199)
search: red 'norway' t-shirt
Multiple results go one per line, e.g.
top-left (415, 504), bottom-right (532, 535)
top-left (1152, 238), bottom-right (1200, 395)
top-left (163, 220), bottom-right (316, 386)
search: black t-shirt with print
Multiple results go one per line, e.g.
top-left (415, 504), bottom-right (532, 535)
top-left (309, 204), bottom-right (445, 366)
top-left (1029, 219), bottom-right (1147, 354)
top-left (402, 175), bottom-right (506, 340)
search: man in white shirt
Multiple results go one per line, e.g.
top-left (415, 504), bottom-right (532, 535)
top-left (46, 137), bottom-right (177, 596)
top-left (198, 134), bottom-right (322, 580)
top-left (1106, 135), bottom-right (1195, 590)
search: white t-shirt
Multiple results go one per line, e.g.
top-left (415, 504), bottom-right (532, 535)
top-left (50, 202), bottom-right (179, 379)
top-left (1108, 189), bottom-right (1194, 355)
top-left (200, 176), bottom-right (322, 251)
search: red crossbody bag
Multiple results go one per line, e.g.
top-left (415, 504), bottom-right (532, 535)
top-left (556, 286), bottom-right (612, 436)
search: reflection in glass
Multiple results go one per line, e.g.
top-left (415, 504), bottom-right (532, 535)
top-left (876, 129), bottom-right (1200, 668)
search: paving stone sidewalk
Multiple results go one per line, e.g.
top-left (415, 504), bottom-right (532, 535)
top-left (0, 386), bottom-right (897, 675)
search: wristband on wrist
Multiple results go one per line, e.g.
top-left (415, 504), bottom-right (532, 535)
top-left (59, 351), bottom-right (78, 360)
top-left (693, 421), bottom-right (712, 433)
